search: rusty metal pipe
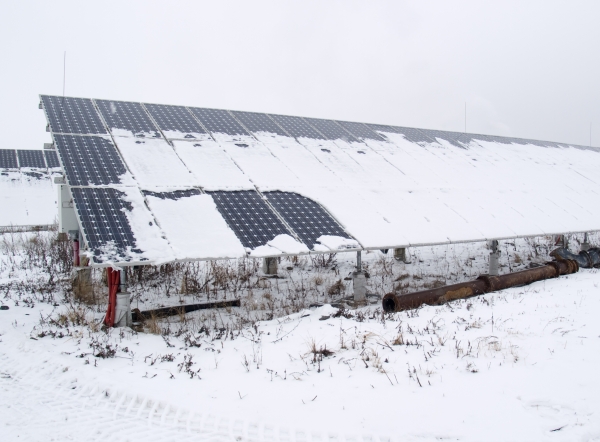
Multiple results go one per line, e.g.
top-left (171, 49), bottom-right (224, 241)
top-left (382, 259), bottom-right (579, 313)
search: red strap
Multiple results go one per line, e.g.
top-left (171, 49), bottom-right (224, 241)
top-left (103, 268), bottom-right (120, 327)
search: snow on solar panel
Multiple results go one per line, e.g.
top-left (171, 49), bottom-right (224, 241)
top-left (53, 135), bottom-right (133, 186)
top-left (144, 103), bottom-right (208, 140)
top-left (41, 95), bottom-right (600, 264)
top-left (230, 111), bottom-right (288, 137)
top-left (112, 137), bottom-right (198, 187)
top-left (0, 170), bottom-right (54, 226)
top-left (43, 150), bottom-right (61, 169)
top-left (369, 124), bottom-right (434, 144)
top-left (72, 187), bottom-right (172, 264)
top-left (268, 114), bottom-right (325, 140)
top-left (95, 100), bottom-right (160, 138)
top-left (264, 191), bottom-right (356, 251)
top-left (0, 150), bottom-right (18, 169)
top-left (171, 140), bottom-right (253, 190)
top-left (40, 95), bottom-right (107, 135)
top-left (207, 190), bottom-right (305, 254)
top-left (188, 107), bottom-right (249, 140)
top-left (17, 150), bottom-right (46, 169)
top-left (143, 189), bottom-right (246, 260)
top-left (337, 121), bottom-right (386, 142)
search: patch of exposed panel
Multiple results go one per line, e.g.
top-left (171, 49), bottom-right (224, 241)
top-left (38, 94), bottom-right (600, 266)
top-left (207, 190), bottom-right (292, 249)
top-left (70, 187), bottom-right (141, 262)
top-left (95, 100), bottom-right (161, 138)
top-left (0, 150), bottom-right (18, 169)
top-left (41, 96), bottom-right (107, 135)
top-left (17, 150), bottom-right (46, 168)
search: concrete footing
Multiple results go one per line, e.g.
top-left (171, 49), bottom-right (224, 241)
top-left (352, 271), bottom-right (367, 302)
top-left (115, 293), bottom-right (132, 327)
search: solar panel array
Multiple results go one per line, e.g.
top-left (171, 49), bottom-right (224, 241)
top-left (39, 94), bottom-right (600, 266)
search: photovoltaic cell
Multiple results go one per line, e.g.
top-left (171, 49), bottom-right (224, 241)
top-left (17, 150), bottom-right (46, 168)
top-left (337, 121), bottom-right (385, 141)
top-left (264, 191), bottom-right (351, 249)
top-left (41, 95), bottom-right (107, 135)
top-left (44, 150), bottom-right (61, 169)
top-left (268, 114), bottom-right (325, 139)
top-left (144, 103), bottom-right (207, 138)
top-left (53, 135), bottom-right (128, 186)
top-left (71, 187), bottom-right (140, 262)
top-left (207, 190), bottom-right (291, 249)
top-left (368, 124), bottom-right (435, 144)
top-left (231, 111), bottom-right (288, 137)
top-left (143, 188), bottom-right (201, 200)
top-left (303, 118), bottom-right (358, 142)
top-left (95, 100), bottom-right (160, 137)
top-left (188, 108), bottom-right (249, 136)
top-left (0, 150), bottom-right (18, 169)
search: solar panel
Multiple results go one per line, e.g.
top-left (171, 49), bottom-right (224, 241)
top-left (207, 190), bottom-right (292, 249)
top-left (303, 117), bottom-right (358, 142)
top-left (264, 191), bottom-right (351, 249)
top-left (143, 188), bottom-right (201, 200)
top-left (44, 150), bottom-right (61, 169)
top-left (337, 121), bottom-right (386, 141)
top-left (268, 114), bottom-right (325, 139)
top-left (53, 135), bottom-right (129, 186)
top-left (188, 108), bottom-right (249, 136)
top-left (421, 129), bottom-right (468, 148)
top-left (17, 150), bottom-right (46, 168)
top-left (0, 150), bottom-right (18, 169)
top-left (230, 111), bottom-right (288, 137)
top-left (369, 124), bottom-right (434, 144)
top-left (71, 187), bottom-right (140, 262)
top-left (40, 95), bottom-right (107, 135)
top-left (95, 100), bottom-right (160, 137)
top-left (144, 103), bottom-right (207, 139)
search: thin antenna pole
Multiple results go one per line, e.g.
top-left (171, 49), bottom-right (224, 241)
top-left (62, 51), bottom-right (66, 98)
top-left (464, 102), bottom-right (466, 133)
top-left (591, 122), bottom-right (592, 148)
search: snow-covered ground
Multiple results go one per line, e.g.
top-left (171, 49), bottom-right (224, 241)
top-left (1, 231), bottom-right (599, 441)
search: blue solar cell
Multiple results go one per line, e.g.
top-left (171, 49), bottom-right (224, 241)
top-left (336, 121), bottom-right (385, 141)
top-left (17, 150), bottom-right (46, 168)
top-left (268, 114), bottom-right (325, 139)
top-left (144, 103), bottom-right (207, 138)
top-left (207, 190), bottom-right (292, 249)
top-left (303, 118), bottom-right (358, 142)
top-left (143, 189), bottom-right (201, 200)
top-left (44, 150), bottom-right (61, 169)
top-left (421, 129), bottom-right (468, 148)
top-left (71, 187), bottom-right (141, 263)
top-left (41, 95), bottom-right (107, 135)
top-left (230, 111), bottom-right (288, 137)
top-left (0, 150), bottom-right (18, 169)
top-left (53, 135), bottom-right (128, 186)
top-left (95, 100), bottom-right (160, 137)
top-left (264, 191), bottom-right (352, 249)
top-left (188, 108), bottom-right (249, 136)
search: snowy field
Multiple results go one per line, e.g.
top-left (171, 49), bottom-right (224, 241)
top-left (1, 231), bottom-right (599, 441)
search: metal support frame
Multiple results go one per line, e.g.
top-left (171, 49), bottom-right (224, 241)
top-left (489, 239), bottom-right (500, 276)
top-left (262, 257), bottom-right (278, 275)
top-left (353, 251), bottom-right (367, 302)
top-left (115, 268), bottom-right (132, 327)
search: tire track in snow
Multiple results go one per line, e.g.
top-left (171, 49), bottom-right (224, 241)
top-left (0, 353), bottom-right (387, 442)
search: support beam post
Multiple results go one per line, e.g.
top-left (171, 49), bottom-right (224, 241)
top-left (262, 257), bottom-right (278, 275)
top-left (353, 251), bottom-right (367, 302)
top-left (115, 268), bottom-right (132, 327)
top-left (489, 240), bottom-right (500, 276)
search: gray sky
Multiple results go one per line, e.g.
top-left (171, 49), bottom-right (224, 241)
top-left (2, 0), bottom-right (599, 149)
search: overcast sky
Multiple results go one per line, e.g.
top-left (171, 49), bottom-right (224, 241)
top-left (1, 1), bottom-right (599, 149)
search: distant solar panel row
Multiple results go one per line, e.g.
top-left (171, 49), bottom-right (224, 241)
top-left (0, 149), bottom-right (61, 170)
